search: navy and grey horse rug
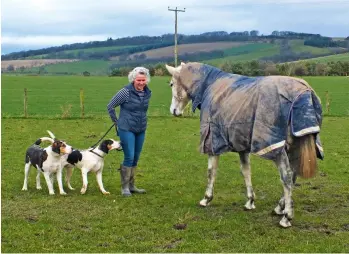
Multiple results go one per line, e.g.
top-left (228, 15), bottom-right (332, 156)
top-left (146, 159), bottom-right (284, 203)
top-left (179, 63), bottom-right (324, 160)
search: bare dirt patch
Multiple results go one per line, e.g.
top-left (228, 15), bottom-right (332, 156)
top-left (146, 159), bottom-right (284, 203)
top-left (1, 59), bottom-right (79, 70)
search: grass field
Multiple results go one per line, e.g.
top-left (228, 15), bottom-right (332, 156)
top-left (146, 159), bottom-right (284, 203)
top-left (289, 40), bottom-right (333, 55)
top-left (1, 76), bottom-right (175, 118)
top-left (296, 52), bottom-right (349, 63)
top-left (1, 75), bottom-right (349, 252)
top-left (206, 44), bottom-right (280, 65)
top-left (2, 76), bottom-right (348, 118)
top-left (26, 60), bottom-right (114, 75)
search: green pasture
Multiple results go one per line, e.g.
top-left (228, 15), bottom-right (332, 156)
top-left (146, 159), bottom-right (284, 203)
top-left (297, 53), bottom-right (349, 63)
top-left (205, 44), bottom-right (280, 65)
top-left (289, 40), bottom-right (333, 55)
top-left (1, 116), bottom-right (349, 252)
top-left (1, 76), bottom-right (348, 118)
top-left (28, 60), bottom-right (114, 75)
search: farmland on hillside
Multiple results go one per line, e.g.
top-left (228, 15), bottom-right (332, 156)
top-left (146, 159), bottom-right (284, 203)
top-left (1, 59), bottom-right (79, 70)
top-left (289, 40), bottom-right (333, 55)
top-left (25, 45), bottom-right (138, 59)
top-left (111, 42), bottom-right (252, 60)
top-left (27, 60), bottom-right (114, 75)
top-left (206, 44), bottom-right (279, 65)
top-left (295, 52), bottom-right (349, 63)
top-left (4, 39), bottom-right (349, 75)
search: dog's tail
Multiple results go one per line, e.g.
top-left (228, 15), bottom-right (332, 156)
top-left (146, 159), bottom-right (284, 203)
top-left (47, 130), bottom-right (56, 140)
top-left (34, 137), bottom-right (55, 145)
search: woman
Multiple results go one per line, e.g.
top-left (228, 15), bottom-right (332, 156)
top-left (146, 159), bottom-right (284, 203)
top-left (107, 67), bottom-right (152, 196)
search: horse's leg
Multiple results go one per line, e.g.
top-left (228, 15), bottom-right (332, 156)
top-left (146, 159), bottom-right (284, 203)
top-left (199, 155), bottom-right (219, 207)
top-left (239, 152), bottom-right (255, 210)
top-left (274, 149), bottom-right (294, 228)
top-left (274, 196), bottom-right (285, 215)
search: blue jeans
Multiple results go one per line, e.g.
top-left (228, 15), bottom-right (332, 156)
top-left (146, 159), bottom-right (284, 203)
top-left (118, 130), bottom-right (145, 167)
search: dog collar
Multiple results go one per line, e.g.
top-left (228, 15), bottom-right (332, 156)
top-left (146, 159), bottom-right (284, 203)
top-left (89, 149), bottom-right (104, 158)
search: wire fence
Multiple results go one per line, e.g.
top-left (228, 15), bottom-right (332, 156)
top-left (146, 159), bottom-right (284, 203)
top-left (1, 88), bottom-right (348, 119)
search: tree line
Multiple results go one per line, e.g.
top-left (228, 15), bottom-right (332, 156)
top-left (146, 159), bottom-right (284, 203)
top-left (109, 60), bottom-right (349, 77)
top-left (3, 59), bottom-right (348, 77)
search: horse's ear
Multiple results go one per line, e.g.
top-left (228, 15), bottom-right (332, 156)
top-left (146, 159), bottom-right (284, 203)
top-left (165, 64), bottom-right (176, 75)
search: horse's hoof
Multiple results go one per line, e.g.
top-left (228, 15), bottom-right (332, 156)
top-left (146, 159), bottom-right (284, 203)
top-left (244, 201), bottom-right (256, 210)
top-left (199, 199), bottom-right (209, 207)
top-left (279, 216), bottom-right (292, 228)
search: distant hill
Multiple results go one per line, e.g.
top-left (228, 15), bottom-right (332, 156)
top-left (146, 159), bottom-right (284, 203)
top-left (2, 30), bottom-right (348, 75)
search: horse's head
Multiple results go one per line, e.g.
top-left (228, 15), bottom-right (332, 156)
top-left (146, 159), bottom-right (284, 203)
top-left (165, 62), bottom-right (191, 117)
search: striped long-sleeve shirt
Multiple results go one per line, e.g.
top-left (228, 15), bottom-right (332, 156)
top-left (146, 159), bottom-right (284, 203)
top-left (107, 88), bottom-right (129, 123)
top-left (107, 87), bottom-right (145, 123)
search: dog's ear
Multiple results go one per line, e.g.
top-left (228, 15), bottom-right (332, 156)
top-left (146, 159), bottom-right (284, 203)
top-left (51, 141), bottom-right (61, 154)
top-left (106, 140), bottom-right (114, 150)
top-left (99, 140), bottom-right (112, 153)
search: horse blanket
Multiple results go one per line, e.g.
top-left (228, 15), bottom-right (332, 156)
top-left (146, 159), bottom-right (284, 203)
top-left (183, 64), bottom-right (324, 160)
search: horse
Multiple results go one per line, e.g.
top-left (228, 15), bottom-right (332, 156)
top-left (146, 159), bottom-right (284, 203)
top-left (165, 62), bottom-right (324, 228)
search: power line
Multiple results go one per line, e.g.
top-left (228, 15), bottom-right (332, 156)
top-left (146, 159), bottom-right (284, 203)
top-left (168, 6), bottom-right (186, 67)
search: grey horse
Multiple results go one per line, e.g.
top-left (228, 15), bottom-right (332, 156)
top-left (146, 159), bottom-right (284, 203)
top-left (165, 62), bottom-right (324, 228)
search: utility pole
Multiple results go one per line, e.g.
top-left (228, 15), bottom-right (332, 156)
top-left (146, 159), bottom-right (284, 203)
top-left (168, 6), bottom-right (185, 67)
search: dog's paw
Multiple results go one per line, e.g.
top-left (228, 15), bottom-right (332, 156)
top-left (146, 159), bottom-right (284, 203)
top-left (68, 186), bottom-right (75, 190)
top-left (22, 187), bottom-right (28, 191)
top-left (36, 186), bottom-right (42, 190)
top-left (60, 192), bottom-right (67, 195)
top-left (102, 191), bottom-right (110, 195)
top-left (80, 188), bottom-right (86, 195)
top-left (49, 192), bottom-right (55, 195)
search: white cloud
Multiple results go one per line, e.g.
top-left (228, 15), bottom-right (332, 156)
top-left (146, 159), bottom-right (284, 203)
top-left (1, 0), bottom-right (348, 54)
top-left (1, 35), bottom-right (110, 46)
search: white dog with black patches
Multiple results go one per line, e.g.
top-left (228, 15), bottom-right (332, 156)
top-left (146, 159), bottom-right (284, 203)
top-left (42, 131), bottom-right (121, 195)
top-left (22, 131), bottom-right (73, 195)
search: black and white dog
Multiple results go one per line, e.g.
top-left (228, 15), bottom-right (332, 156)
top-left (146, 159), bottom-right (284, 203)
top-left (22, 131), bottom-right (73, 195)
top-left (43, 131), bottom-right (121, 195)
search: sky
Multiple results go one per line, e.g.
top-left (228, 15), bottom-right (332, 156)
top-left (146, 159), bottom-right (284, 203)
top-left (1, 0), bottom-right (349, 55)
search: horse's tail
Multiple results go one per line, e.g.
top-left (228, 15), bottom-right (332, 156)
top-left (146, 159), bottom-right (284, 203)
top-left (287, 134), bottom-right (317, 179)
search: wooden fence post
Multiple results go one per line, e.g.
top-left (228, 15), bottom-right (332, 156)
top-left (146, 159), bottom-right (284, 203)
top-left (24, 88), bottom-right (28, 118)
top-left (325, 91), bottom-right (331, 115)
top-left (80, 88), bottom-right (84, 118)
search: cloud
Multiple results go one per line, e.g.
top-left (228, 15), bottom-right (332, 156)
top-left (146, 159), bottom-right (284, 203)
top-left (1, 35), bottom-right (110, 46)
top-left (1, 0), bottom-right (349, 54)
